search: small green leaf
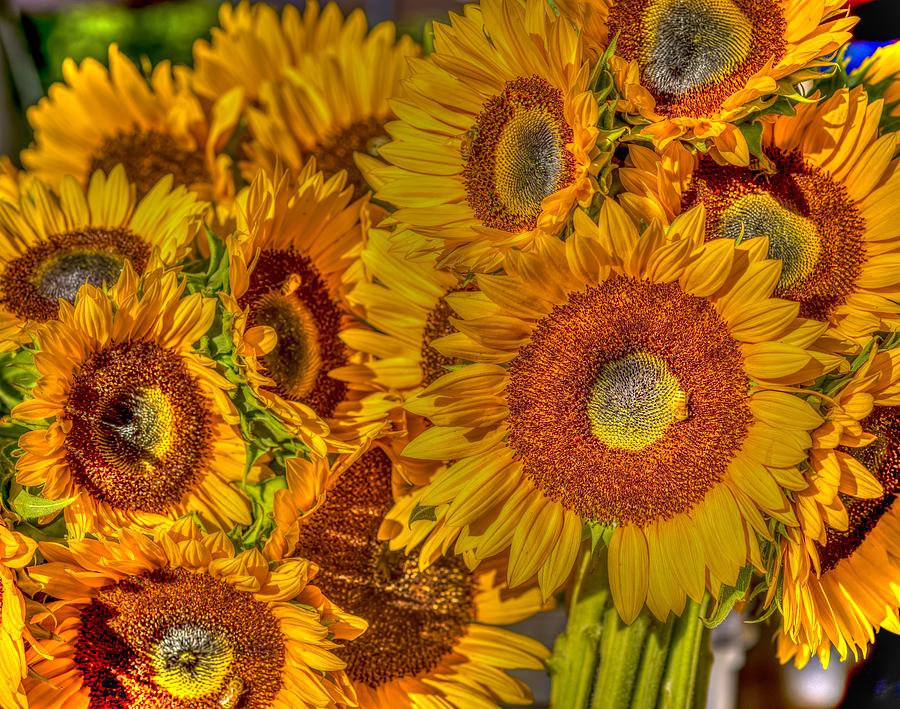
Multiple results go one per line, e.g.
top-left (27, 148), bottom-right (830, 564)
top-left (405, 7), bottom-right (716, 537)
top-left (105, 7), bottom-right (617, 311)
top-left (409, 503), bottom-right (437, 524)
top-left (12, 490), bottom-right (78, 520)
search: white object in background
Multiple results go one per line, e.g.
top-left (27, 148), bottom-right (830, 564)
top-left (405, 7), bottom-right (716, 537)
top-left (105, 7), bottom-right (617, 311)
top-left (782, 651), bottom-right (848, 709)
top-left (708, 612), bottom-right (760, 709)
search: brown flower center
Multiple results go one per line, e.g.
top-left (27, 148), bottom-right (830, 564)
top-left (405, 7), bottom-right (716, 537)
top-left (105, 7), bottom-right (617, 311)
top-left (90, 129), bottom-right (209, 197)
top-left (65, 341), bottom-right (212, 513)
top-left (683, 150), bottom-right (866, 322)
top-left (463, 75), bottom-right (576, 233)
top-left (294, 449), bottom-right (476, 688)
top-left (609, 0), bottom-right (786, 118)
top-left (74, 568), bottom-right (284, 708)
top-left (0, 228), bottom-right (150, 322)
top-left (239, 249), bottom-right (348, 418)
top-left (820, 406), bottom-right (900, 573)
top-left (308, 116), bottom-right (387, 199)
top-left (506, 278), bottom-right (752, 526)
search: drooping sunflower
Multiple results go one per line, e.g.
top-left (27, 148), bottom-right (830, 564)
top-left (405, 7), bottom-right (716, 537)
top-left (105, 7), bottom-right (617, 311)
top-left (24, 518), bottom-right (365, 708)
top-left (12, 265), bottom-right (251, 538)
top-left (192, 0), bottom-right (370, 106)
top-left (225, 165), bottom-right (386, 456)
top-left (397, 199), bottom-right (845, 623)
top-left (244, 17), bottom-right (418, 198)
top-left (618, 88), bottom-right (900, 346)
top-left (777, 347), bottom-right (900, 667)
top-left (22, 44), bottom-right (240, 204)
top-left (555, 0), bottom-right (854, 162)
top-left (363, 0), bottom-right (601, 271)
top-left (267, 446), bottom-right (549, 708)
top-left (1, 524), bottom-right (37, 709)
top-left (0, 166), bottom-right (204, 352)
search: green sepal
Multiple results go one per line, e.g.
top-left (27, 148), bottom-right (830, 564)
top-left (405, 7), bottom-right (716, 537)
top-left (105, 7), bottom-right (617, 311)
top-left (0, 348), bottom-right (39, 416)
top-left (409, 502), bottom-right (437, 524)
top-left (11, 489), bottom-right (78, 520)
top-left (230, 474), bottom-right (289, 551)
top-left (701, 565), bottom-right (752, 629)
top-left (588, 521), bottom-right (615, 553)
top-left (183, 225), bottom-right (231, 296)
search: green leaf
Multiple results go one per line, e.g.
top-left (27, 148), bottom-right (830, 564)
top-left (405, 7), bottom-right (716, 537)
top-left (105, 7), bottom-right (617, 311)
top-left (588, 521), bottom-right (615, 552)
top-left (409, 502), bottom-right (437, 524)
top-left (12, 490), bottom-right (78, 520)
top-left (702, 565), bottom-right (753, 628)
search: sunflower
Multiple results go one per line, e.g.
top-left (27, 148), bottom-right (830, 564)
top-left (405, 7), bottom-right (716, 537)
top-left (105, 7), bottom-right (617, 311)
top-left (1, 524), bottom-right (37, 709)
top-left (396, 199), bottom-right (846, 623)
top-left (777, 347), bottom-right (900, 667)
top-left (555, 0), bottom-right (854, 163)
top-left (362, 0), bottom-right (601, 271)
top-left (224, 165), bottom-right (386, 457)
top-left (12, 265), bottom-right (251, 538)
top-left (852, 41), bottom-right (900, 118)
top-left (0, 165), bottom-right (204, 353)
top-left (618, 87), bottom-right (900, 346)
top-left (23, 518), bottom-right (365, 708)
top-left (266, 445), bottom-right (549, 708)
top-left (192, 0), bottom-right (370, 106)
top-left (243, 18), bottom-right (418, 199)
top-left (22, 44), bottom-right (239, 205)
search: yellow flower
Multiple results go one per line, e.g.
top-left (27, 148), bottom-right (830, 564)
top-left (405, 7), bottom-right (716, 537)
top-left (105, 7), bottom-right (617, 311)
top-left (225, 165), bottom-right (386, 456)
top-left (24, 518), bottom-right (365, 708)
top-left (192, 0), bottom-right (370, 106)
top-left (363, 0), bottom-right (601, 271)
top-left (0, 165), bottom-right (204, 352)
top-left (267, 446), bottom-right (549, 708)
top-left (396, 199), bottom-right (845, 623)
top-left (1, 524), bottom-right (37, 709)
top-left (618, 87), bottom-right (900, 347)
top-left (556, 0), bottom-right (854, 163)
top-left (241, 9), bottom-right (417, 198)
top-left (23, 45), bottom-right (240, 207)
top-left (853, 41), bottom-right (900, 118)
top-left (12, 265), bottom-right (251, 538)
top-left (777, 347), bottom-right (900, 667)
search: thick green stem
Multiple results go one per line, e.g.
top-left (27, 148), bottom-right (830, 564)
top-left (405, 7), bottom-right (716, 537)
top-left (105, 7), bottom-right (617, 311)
top-left (659, 597), bottom-right (713, 709)
top-left (549, 546), bottom-right (715, 709)
top-left (548, 547), bottom-right (610, 708)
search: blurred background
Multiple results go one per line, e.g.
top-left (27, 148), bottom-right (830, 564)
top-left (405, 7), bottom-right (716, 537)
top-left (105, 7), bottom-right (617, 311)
top-left (0, 1), bottom-right (899, 707)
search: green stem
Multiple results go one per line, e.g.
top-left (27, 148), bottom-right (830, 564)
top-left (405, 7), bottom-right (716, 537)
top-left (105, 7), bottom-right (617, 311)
top-left (548, 547), bottom-right (610, 708)
top-left (630, 613), bottom-right (675, 709)
top-left (659, 597), bottom-right (713, 709)
top-left (549, 546), bottom-right (714, 709)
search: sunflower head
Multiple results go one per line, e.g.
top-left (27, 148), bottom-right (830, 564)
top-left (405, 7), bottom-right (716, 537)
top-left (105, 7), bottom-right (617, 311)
top-left (243, 13), bottom-right (418, 199)
top-left (558, 0), bottom-right (854, 162)
top-left (399, 198), bottom-right (845, 622)
top-left (269, 444), bottom-right (548, 707)
top-left (852, 41), bottom-right (900, 123)
top-left (363, 0), bottom-right (602, 272)
top-left (12, 264), bottom-right (251, 538)
top-left (0, 166), bottom-right (204, 352)
top-left (778, 347), bottom-right (900, 667)
top-left (225, 165), bottom-right (384, 454)
top-left (24, 518), bottom-right (365, 708)
top-left (23, 45), bottom-right (239, 205)
top-left (619, 87), bottom-right (900, 346)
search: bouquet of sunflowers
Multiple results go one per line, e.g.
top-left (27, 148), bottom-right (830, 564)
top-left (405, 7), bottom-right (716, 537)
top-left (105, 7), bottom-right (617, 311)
top-left (1, 0), bottom-right (899, 707)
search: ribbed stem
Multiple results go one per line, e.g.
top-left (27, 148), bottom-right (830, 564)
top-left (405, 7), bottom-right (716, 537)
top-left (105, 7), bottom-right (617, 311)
top-left (550, 547), bottom-right (714, 709)
top-left (548, 547), bottom-right (610, 708)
